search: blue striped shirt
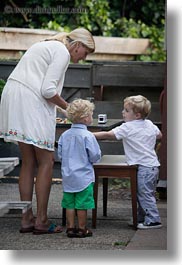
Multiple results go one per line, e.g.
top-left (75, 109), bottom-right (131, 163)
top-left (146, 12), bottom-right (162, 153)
top-left (58, 124), bottom-right (101, 192)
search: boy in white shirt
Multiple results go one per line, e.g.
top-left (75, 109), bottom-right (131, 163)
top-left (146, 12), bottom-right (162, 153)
top-left (94, 95), bottom-right (163, 229)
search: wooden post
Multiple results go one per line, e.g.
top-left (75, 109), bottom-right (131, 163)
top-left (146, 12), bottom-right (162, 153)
top-left (157, 63), bottom-right (167, 199)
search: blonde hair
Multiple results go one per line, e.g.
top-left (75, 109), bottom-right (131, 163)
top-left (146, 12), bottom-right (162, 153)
top-left (46, 28), bottom-right (95, 53)
top-left (124, 95), bottom-right (151, 119)
top-left (66, 98), bottom-right (95, 123)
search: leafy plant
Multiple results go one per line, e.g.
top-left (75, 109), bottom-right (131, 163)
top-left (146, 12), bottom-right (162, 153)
top-left (114, 17), bottom-right (166, 62)
top-left (111, 179), bottom-right (130, 189)
top-left (113, 241), bottom-right (129, 246)
top-left (74, 0), bottom-right (113, 36)
top-left (0, 79), bottom-right (6, 96)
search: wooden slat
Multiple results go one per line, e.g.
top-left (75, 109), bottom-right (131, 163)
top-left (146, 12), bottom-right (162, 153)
top-left (0, 157), bottom-right (19, 166)
top-left (0, 157), bottom-right (19, 176)
top-left (87, 36), bottom-right (149, 61)
top-left (93, 101), bottom-right (161, 123)
top-left (0, 169), bottom-right (4, 177)
top-left (0, 50), bottom-right (22, 60)
top-left (0, 27), bottom-right (56, 50)
top-left (93, 37), bottom-right (149, 54)
top-left (0, 162), bottom-right (14, 176)
top-left (87, 54), bottom-right (135, 62)
top-left (0, 61), bottom-right (165, 88)
top-left (0, 60), bottom-right (17, 79)
top-left (64, 64), bottom-right (92, 88)
top-left (0, 27), bottom-right (150, 61)
top-left (92, 62), bottom-right (165, 87)
top-left (0, 28), bottom-right (149, 54)
top-left (0, 201), bottom-right (32, 214)
top-left (0, 203), bottom-right (9, 217)
top-left (0, 61), bottom-right (92, 89)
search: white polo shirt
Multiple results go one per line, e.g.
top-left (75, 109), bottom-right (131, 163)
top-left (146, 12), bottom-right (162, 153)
top-left (112, 119), bottom-right (160, 167)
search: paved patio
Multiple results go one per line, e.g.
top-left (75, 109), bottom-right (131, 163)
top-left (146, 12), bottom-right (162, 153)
top-left (0, 180), bottom-right (167, 251)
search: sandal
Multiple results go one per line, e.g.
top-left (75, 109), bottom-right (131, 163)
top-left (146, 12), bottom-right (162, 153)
top-left (33, 223), bottom-right (63, 235)
top-left (20, 217), bottom-right (35, 233)
top-left (66, 227), bottom-right (78, 238)
top-left (76, 228), bottom-right (93, 238)
top-left (19, 225), bottom-right (34, 233)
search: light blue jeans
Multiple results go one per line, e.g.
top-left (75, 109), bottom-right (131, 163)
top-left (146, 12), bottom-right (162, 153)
top-left (137, 165), bottom-right (161, 224)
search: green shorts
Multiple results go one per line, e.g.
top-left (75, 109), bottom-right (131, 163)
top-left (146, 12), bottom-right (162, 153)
top-left (61, 183), bottom-right (95, 210)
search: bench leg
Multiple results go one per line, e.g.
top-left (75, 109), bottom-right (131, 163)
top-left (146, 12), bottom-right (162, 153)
top-left (130, 174), bottom-right (137, 229)
top-left (92, 176), bottom-right (99, 228)
top-left (62, 208), bottom-right (66, 226)
top-left (103, 178), bottom-right (108, 216)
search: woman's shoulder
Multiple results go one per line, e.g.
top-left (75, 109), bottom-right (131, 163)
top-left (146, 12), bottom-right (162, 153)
top-left (30, 40), bottom-right (69, 55)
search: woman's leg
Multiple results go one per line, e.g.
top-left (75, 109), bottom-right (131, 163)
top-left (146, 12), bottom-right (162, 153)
top-left (34, 146), bottom-right (54, 226)
top-left (18, 142), bottom-right (37, 227)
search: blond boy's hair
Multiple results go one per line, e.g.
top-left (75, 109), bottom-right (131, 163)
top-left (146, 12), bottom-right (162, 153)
top-left (66, 99), bottom-right (94, 123)
top-left (124, 95), bottom-right (151, 119)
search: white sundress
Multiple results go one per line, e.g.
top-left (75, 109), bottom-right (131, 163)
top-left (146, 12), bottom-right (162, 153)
top-left (0, 79), bottom-right (56, 151)
top-left (0, 40), bottom-right (70, 151)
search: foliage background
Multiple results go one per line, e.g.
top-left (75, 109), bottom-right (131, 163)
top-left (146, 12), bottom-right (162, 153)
top-left (0, 0), bottom-right (166, 61)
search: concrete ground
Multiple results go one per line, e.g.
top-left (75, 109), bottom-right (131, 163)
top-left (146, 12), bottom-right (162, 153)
top-left (0, 178), bottom-right (167, 251)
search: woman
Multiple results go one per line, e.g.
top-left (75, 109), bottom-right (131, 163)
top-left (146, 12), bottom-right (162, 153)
top-left (0, 28), bottom-right (95, 235)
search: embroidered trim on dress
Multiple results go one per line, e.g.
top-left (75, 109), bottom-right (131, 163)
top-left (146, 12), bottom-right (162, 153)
top-left (0, 129), bottom-right (54, 149)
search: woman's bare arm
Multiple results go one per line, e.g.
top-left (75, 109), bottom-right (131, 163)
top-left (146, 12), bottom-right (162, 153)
top-left (47, 94), bottom-right (68, 109)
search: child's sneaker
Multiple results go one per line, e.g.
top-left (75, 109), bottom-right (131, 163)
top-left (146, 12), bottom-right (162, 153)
top-left (127, 218), bottom-right (144, 227)
top-left (137, 222), bottom-right (162, 229)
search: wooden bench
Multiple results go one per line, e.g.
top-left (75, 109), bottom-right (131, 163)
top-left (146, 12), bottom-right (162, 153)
top-left (0, 201), bottom-right (32, 216)
top-left (0, 157), bottom-right (32, 215)
top-left (0, 203), bottom-right (9, 217)
top-left (0, 157), bottom-right (19, 177)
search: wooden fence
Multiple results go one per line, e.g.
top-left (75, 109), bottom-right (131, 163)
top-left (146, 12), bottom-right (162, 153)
top-left (0, 27), bottom-right (149, 61)
top-left (0, 60), bottom-right (165, 110)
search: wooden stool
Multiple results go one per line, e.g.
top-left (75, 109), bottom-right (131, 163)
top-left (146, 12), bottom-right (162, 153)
top-left (92, 155), bottom-right (138, 229)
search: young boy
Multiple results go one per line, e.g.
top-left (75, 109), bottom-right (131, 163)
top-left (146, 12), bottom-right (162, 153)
top-left (93, 95), bottom-right (163, 229)
top-left (58, 99), bottom-right (101, 237)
